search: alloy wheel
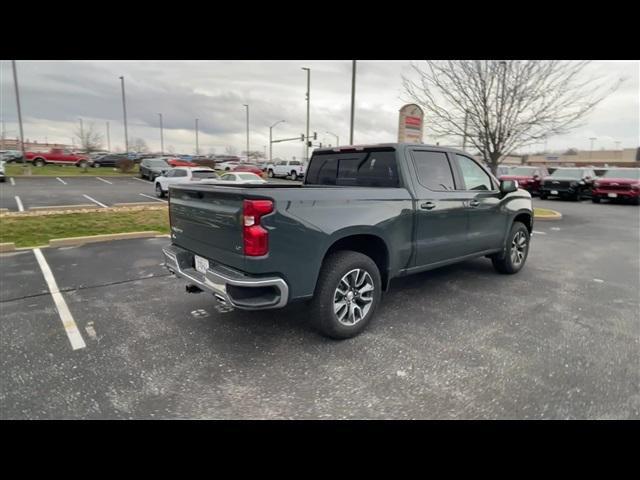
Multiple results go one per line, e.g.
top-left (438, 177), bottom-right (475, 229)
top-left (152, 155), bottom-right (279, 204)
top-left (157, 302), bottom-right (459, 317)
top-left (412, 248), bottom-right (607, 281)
top-left (333, 268), bottom-right (375, 326)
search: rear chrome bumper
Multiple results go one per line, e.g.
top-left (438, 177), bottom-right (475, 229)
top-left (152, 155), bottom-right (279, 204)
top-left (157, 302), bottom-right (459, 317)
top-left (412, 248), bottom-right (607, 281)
top-left (162, 245), bottom-right (289, 310)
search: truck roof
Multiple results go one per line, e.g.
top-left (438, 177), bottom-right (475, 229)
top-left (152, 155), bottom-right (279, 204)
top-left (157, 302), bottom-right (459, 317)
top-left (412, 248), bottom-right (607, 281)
top-left (313, 143), bottom-right (469, 156)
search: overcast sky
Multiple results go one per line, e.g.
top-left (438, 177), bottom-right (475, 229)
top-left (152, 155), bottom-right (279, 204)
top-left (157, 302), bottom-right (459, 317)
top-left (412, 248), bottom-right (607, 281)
top-left (1, 60), bottom-right (638, 158)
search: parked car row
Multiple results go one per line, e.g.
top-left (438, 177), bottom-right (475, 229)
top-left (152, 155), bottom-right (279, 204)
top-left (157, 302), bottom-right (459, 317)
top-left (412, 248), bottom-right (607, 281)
top-left (498, 166), bottom-right (640, 204)
top-left (152, 166), bottom-right (266, 198)
top-left (0, 150), bottom-right (24, 163)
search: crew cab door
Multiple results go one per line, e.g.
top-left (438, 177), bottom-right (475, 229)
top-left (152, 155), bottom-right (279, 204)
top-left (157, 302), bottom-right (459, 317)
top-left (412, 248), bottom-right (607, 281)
top-left (451, 154), bottom-right (505, 254)
top-left (406, 148), bottom-right (469, 267)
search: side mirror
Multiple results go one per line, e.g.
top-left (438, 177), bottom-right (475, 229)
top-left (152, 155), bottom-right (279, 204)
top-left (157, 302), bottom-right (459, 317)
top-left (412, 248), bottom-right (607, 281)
top-left (500, 179), bottom-right (518, 195)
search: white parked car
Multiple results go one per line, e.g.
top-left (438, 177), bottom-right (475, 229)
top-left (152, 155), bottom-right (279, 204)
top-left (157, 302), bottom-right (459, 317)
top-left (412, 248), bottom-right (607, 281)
top-left (216, 160), bottom-right (240, 171)
top-left (216, 172), bottom-right (267, 184)
top-left (154, 167), bottom-right (219, 197)
top-left (266, 160), bottom-right (305, 180)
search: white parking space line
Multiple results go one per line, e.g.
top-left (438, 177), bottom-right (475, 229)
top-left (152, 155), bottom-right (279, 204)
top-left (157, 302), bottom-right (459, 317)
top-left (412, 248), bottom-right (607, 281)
top-left (56, 177), bottom-right (68, 185)
top-left (96, 177), bottom-right (113, 185)
top-left (82, 194), bottom-right (108, 208)
top-left (10, 177), bottom-right (15, 186)
top-left (14, 196), bottom-right (24, 212)
top-left (131, 177), bottom-right (148, 183)
top-left (139, 193), bottom-right (166, 203)
top-left (33, 248), bottom-right (86, 351)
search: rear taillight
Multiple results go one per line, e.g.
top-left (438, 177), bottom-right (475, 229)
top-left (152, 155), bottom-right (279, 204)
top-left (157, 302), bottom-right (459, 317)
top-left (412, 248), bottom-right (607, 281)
top-left (243, 199), bottom-right (273, 256)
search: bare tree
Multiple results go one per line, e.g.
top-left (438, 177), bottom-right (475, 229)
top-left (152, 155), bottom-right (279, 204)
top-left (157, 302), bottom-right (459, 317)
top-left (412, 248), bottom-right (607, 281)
top-left (73, 121), bottom-right (103, 153)
top-left (403, 61), bottom-right (622, 174)
top-left (129, 137), bottom-right (149, 153)
top-left (242, 150), bottom-right (265, 161)
top-left (225, 145), bottom-right (238, 156)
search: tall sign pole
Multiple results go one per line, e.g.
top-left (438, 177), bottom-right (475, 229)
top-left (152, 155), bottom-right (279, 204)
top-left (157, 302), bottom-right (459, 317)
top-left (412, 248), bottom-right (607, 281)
top-left (119, 76), bottom-right (129, 153)
top-left (397, 104), bottom-right (424, 144)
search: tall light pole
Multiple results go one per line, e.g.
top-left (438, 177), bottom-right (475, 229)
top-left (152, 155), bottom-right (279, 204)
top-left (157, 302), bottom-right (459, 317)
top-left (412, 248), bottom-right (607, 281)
top-left (269, 119), bottom-right (285, 162)
top-left (589, 137), bottom-right (597, 158)
top-left (195, 118), bottom-right (199, 155)
top-left (158, 113), bottom-right (164, 155)
top-left (302, 67), bottom-right (310, 162)
top-left (243, 104), bottom-right (249, 162)
top-left (119, 76), bottom-right (129, 153)
top-left (349, 60), bottom-right (356, 145)
top-left (326, 131), bottom-right (339, 147)
top-left (106, 121), bottom-right (111, 152)
top-left (11, 61), bottom-right (26, 167)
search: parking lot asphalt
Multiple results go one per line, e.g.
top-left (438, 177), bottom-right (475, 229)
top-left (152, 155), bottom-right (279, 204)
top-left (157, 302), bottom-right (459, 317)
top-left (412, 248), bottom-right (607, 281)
top-left (1, 198), bottom-right (638, 419)
top-left (0, 175), bottom-right (298, 211)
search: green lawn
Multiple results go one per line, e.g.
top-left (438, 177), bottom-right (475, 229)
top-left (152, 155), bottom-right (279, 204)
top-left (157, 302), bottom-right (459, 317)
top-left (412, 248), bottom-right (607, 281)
top-left (1, 208), bottom-right (169, 247)
top-left (5, 163), bottom-right (139, 176)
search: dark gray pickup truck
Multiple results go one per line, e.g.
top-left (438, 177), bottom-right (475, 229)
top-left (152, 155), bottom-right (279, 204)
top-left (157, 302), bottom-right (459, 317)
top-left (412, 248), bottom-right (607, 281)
top-left (163, 143), bottom-right (533, 339)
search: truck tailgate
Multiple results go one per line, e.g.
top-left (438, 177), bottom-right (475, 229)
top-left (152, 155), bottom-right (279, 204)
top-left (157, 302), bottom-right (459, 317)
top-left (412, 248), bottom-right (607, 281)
top-left (169, 185), bottom-right (247, 270)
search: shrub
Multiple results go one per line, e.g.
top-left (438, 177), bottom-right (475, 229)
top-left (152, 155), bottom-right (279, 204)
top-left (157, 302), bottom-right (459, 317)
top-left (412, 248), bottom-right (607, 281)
top-left (115, 157), bottom-right (134, 173)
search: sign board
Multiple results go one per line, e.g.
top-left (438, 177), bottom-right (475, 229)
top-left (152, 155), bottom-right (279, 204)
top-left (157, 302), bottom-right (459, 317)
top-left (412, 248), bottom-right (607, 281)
top-left (398, 104), bottom-right (424, 143)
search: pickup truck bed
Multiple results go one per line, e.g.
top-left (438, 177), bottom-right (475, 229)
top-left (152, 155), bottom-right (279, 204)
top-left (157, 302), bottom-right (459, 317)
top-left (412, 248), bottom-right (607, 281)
top-left (163, 143), bottom-right (533, 338)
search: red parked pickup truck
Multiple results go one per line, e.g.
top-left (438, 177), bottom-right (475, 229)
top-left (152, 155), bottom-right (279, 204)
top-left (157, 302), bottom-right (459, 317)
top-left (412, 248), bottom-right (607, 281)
top-left (592, 168), bottom-right (640, 204)
top-left (25, 148), bottom-right (90, 167)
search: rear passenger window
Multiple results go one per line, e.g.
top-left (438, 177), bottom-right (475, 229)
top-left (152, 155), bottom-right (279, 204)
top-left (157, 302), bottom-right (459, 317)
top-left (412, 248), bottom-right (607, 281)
top-left (305, 150), bottom-right (399, 187)
top-left (456, 155), bottom-right (494, 191)
top-left (411, 151), bottom-right (455, 190)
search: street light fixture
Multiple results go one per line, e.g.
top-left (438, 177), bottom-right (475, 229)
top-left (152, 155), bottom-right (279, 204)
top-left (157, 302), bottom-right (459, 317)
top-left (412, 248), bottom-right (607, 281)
top-left (350, 60), bottom-right (356, 145)
top-left (158, 113), bottom-right (164, 155)
top-left (195, 118), bottom-right (199, 155)
top-left (269, 120), bottom-right (285, 162)
top-left (326, 131), bottom-right (339, 147)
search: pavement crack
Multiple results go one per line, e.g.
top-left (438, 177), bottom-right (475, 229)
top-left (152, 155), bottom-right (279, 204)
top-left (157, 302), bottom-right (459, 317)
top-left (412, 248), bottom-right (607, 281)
top-left (0, 272), bottom-right (173, 303)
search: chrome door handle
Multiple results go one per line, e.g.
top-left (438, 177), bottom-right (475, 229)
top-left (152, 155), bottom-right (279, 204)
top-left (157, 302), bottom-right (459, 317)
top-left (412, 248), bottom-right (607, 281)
top-left (469, 199), bottom-right (480, 207)
top-left (420, 201), bottom-right (436, 210)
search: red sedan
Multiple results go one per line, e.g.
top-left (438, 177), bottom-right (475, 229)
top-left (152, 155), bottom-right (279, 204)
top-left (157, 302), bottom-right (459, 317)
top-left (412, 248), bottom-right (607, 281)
top-left (232, 164), bottom-right (265, 177)
top-left (166, 158), bottom-right (197, 167)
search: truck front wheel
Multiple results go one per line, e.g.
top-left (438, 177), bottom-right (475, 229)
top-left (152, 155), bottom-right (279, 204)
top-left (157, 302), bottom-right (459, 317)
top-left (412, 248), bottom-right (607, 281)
top-left (33, 158), bottom-right (45, 167)
top-left (491, 221), bottom-right (530, 274)
top-left (310, 251), bottom-right (382, 339)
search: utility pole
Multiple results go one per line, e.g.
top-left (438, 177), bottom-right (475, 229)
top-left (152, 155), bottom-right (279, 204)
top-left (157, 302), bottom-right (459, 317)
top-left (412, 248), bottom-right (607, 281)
top-left (243, 104), bottom-right (249, 162)
top-left (349, 60), bottom-right (356, 145)
top-left (269, 120), bottom-right (285, 162)
top-left (302, 67), bottom-right (310, 162)
top-left (11, 60), bottom-right (26, 168)
top-left (589, 137), bottom-right (597, 158)
top-left (462, 110), bottom-right (469, 150)
top-left (119, 76), bottom-right (129, 153)
top-left (159, 113), bottom-right (164, 155)
top-left (195, 118), bottom-right (199, 155)
top-left (106, 121), bottom-right (111, 151)
top-left (79, 117), bottom-right (84, 149)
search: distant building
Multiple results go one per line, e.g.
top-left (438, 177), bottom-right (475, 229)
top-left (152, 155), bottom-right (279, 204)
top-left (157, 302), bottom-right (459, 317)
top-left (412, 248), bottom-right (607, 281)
top-left (0, 138), bottom-right (72, 151)
top-left (524, 148), bottom-right (638, 168)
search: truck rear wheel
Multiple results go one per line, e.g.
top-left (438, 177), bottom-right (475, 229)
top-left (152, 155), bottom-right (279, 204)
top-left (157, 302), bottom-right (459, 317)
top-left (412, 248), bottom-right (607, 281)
top-left (33, 158), bottom-right (45, 167)
top-left (310, 251), bottom-right (382, 339)
top-left (290, 171), bottom-right (298, 181)
top-left (491, 221), bottom-right (530, 274)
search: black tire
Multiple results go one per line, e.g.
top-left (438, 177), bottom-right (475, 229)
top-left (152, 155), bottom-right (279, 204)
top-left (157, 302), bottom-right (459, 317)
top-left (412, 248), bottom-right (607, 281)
top-left (290, 171), bottom-right (298, 181)
top-left (592, 196), bottom-right (601, 204)
top-left (33, 158), bottom-right (45, 167)
top-left (309, 250), bottom-right (382, 339)
top-left (77, 160), bottom-right (88, 168)
top-left (268, 169), bottom-right (274, 178)
top-left (155, 183), bottom-right (165, 198)
top-left (539, 193), bottom-right (547, 200)
top-left (93, 162), bottom-right (100, 168)
top-left (491, 221), bottom-right (530, 275)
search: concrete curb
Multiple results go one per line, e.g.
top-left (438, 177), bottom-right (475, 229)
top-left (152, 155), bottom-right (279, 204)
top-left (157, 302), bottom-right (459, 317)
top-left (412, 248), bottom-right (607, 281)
top-left (534, 210), bottom-right (563, 221)
top-left (28, 204), bottom-right (95, 212)
top-left (0, 242), bottom-right (16, 253)
top-left (48, 231), bottom-right (162, 247)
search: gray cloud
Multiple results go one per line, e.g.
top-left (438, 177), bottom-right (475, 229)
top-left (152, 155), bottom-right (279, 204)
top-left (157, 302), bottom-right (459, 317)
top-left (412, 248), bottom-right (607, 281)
top-left (1, 60), bottom-right (637, 157)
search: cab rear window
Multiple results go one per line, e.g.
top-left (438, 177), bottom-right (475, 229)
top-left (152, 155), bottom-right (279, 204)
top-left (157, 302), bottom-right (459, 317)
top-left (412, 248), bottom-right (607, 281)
top-left (305, 150), bottom-right (399, 187)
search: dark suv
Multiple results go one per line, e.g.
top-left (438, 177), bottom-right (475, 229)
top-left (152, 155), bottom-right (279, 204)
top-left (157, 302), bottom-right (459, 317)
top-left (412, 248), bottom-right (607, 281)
top-left (539, 167), bottom-right (595, 201)
top-left (139, 158), bottom-right (170, 181)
